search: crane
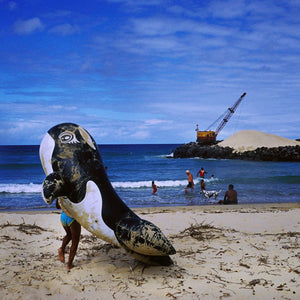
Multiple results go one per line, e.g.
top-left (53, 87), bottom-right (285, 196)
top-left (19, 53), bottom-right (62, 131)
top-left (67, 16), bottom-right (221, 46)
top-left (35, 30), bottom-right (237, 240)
top-left (196, 92), bottom-right (246, 144)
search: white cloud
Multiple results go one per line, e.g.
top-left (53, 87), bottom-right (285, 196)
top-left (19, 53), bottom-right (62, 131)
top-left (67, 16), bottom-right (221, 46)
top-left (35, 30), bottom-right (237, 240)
top-left (129, 130), bottom-right (150, 139)
top-left (105, 0), bottom-right (161, 6)
top-left (8, 1), bottom-right (17, 10)
top-left (13, 18), bottom-right (44, 35)
top-left (130, 17), bottom-right (234, 37)
top-left (207, 0), bottom-right (248, 19)
top-left (144, 119), bottom-right (169, 126)
top-left (49, 23), bottom-right (80, 36)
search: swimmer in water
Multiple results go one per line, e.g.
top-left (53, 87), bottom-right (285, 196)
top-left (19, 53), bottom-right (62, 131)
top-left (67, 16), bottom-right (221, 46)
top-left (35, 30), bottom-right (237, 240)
top-left (152, 181), bottom-right (161, 195)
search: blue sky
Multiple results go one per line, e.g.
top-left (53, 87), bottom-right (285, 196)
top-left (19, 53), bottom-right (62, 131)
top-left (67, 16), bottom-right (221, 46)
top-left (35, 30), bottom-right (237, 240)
top-left (1, 0), bottom-right (300, 145)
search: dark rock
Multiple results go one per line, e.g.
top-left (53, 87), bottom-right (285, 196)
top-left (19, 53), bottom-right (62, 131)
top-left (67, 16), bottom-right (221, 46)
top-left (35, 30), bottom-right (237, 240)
top-left (173, 144), bottom-right (300, 162)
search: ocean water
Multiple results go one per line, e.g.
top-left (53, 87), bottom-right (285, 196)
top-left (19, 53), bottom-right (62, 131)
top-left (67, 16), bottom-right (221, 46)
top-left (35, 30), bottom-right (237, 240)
top-left (0, 144), bottom-right (299, 211)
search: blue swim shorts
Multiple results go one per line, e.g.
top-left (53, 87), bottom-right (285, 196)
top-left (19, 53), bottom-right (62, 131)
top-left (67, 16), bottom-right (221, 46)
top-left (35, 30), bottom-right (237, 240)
top-left (60, 211), bottom-right (74, 227)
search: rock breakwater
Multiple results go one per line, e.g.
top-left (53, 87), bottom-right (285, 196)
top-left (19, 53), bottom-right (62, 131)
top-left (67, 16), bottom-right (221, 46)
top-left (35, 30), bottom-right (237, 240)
top-left (173, 143), bottom-right (300, 162)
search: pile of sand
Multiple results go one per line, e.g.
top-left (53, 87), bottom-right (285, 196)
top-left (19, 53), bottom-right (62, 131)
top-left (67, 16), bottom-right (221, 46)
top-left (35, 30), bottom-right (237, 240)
top-left (218, 130), bottom-right (300, 152)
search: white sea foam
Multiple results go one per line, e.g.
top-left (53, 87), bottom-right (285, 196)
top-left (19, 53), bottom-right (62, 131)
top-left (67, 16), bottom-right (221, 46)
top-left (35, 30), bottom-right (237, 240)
top-left (0, 183), bottom-right (42, 194)
top-left (0, 177), bottom-right (218, 193)
top-left (111, 178), bottom-right (212, 189)
top-left (112, 179), bottom-right (189, 189)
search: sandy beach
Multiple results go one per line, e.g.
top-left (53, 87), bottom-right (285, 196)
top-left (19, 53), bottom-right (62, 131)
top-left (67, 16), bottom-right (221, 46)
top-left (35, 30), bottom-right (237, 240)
top-left (0, 203), bottom-right (299, 299)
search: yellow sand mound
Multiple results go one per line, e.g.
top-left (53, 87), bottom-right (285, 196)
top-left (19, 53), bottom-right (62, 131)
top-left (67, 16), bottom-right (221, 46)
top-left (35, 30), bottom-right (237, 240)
top-left (218, 130), bottom-right (300, 152)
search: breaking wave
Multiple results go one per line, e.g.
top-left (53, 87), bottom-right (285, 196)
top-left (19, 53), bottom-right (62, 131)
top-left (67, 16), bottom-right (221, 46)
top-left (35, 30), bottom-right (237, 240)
top-left (0, 177), bottom-right (219, 194)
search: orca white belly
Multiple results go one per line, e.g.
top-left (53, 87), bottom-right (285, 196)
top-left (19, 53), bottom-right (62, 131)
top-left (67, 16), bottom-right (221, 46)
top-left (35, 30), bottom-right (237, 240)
top-left (59, 181), bottom-right (119, 246)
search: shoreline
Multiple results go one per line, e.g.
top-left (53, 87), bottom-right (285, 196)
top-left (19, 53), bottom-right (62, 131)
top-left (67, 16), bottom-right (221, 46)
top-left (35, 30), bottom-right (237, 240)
top-left (2, 201), bottom-right (300, 214)
top-left (1, 203), bottom-right (299, 299)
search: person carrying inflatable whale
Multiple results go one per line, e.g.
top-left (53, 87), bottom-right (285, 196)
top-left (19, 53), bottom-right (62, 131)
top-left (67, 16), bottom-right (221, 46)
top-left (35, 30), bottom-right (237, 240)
top-left (39, 123), bottom-right (176, 268)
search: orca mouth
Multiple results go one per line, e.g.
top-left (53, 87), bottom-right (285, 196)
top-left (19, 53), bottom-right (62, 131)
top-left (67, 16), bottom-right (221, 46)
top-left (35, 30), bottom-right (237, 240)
top-left (43, 195), bottom-right (54, 205)
top-left (42, 194), bottom-right (54, 205)
top-left (41, 186), bottom-right (55, 205)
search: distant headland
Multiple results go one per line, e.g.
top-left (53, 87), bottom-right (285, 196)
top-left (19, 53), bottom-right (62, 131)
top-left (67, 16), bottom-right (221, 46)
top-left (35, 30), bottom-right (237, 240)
top-left (173, 130), bottom-right (300, 162)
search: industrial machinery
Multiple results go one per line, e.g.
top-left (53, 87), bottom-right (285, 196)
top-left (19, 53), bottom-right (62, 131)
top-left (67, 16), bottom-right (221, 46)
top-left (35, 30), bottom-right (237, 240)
top-left (196, 92), bottom-right (246, 144)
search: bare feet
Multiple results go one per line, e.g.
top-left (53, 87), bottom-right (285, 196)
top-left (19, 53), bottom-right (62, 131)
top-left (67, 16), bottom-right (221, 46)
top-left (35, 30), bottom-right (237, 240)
top-left (58, 248), bottom-right (65, 263)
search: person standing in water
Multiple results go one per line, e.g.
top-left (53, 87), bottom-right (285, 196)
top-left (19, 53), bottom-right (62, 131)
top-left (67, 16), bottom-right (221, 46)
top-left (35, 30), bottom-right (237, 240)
top-left (152, 181), bottom-right (161, 195)
top-left (185, 170), bottom-right (194, 193)
top-left (200, 179), bottom-right (206, 191)
top-left (197, 167), bottom-right (207, 178)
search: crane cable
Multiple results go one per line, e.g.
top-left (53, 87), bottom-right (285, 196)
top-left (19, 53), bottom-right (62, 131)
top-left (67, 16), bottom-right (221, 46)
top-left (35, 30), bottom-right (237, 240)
top-left (205, 109), bottom-right (228, 131)
top-left (205, 92), bottom-right (246, 133)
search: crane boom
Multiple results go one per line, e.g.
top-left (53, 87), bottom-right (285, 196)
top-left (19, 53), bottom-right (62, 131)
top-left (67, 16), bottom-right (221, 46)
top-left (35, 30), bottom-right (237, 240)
top-left (215, 92), bottom-right (246, 136)
top-left (196, 92), bottom-right (246, 144)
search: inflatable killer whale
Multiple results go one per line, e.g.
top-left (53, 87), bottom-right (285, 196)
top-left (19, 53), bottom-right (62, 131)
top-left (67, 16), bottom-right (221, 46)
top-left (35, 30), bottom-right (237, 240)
top-left (39, 123), bottom-right (176, 265)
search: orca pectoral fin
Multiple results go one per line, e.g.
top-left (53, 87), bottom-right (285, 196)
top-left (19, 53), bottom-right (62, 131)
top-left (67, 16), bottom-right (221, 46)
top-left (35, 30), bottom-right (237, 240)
top-left (42, 172), bottom-right (65, 204)
top-left (115, 217), bottom-right (176, 257)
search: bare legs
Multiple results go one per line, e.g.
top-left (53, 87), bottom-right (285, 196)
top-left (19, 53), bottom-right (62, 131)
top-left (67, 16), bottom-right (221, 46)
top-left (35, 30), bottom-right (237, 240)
top-left (58, 220), bottom-right (81, 271)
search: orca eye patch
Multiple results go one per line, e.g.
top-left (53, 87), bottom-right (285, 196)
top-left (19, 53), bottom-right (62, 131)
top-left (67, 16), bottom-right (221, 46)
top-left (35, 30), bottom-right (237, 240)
top-left (58, 131), bottom-right (79, 144)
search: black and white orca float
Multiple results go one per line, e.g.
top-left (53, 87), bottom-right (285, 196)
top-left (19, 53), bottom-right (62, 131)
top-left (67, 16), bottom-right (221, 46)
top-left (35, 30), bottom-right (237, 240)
top-left (39, 123), bottom-right (176, 266)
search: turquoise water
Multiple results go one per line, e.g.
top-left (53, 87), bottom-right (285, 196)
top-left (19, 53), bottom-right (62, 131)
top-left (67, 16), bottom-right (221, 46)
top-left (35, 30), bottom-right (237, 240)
top-left (0, 145), bottom-right (299, 211)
